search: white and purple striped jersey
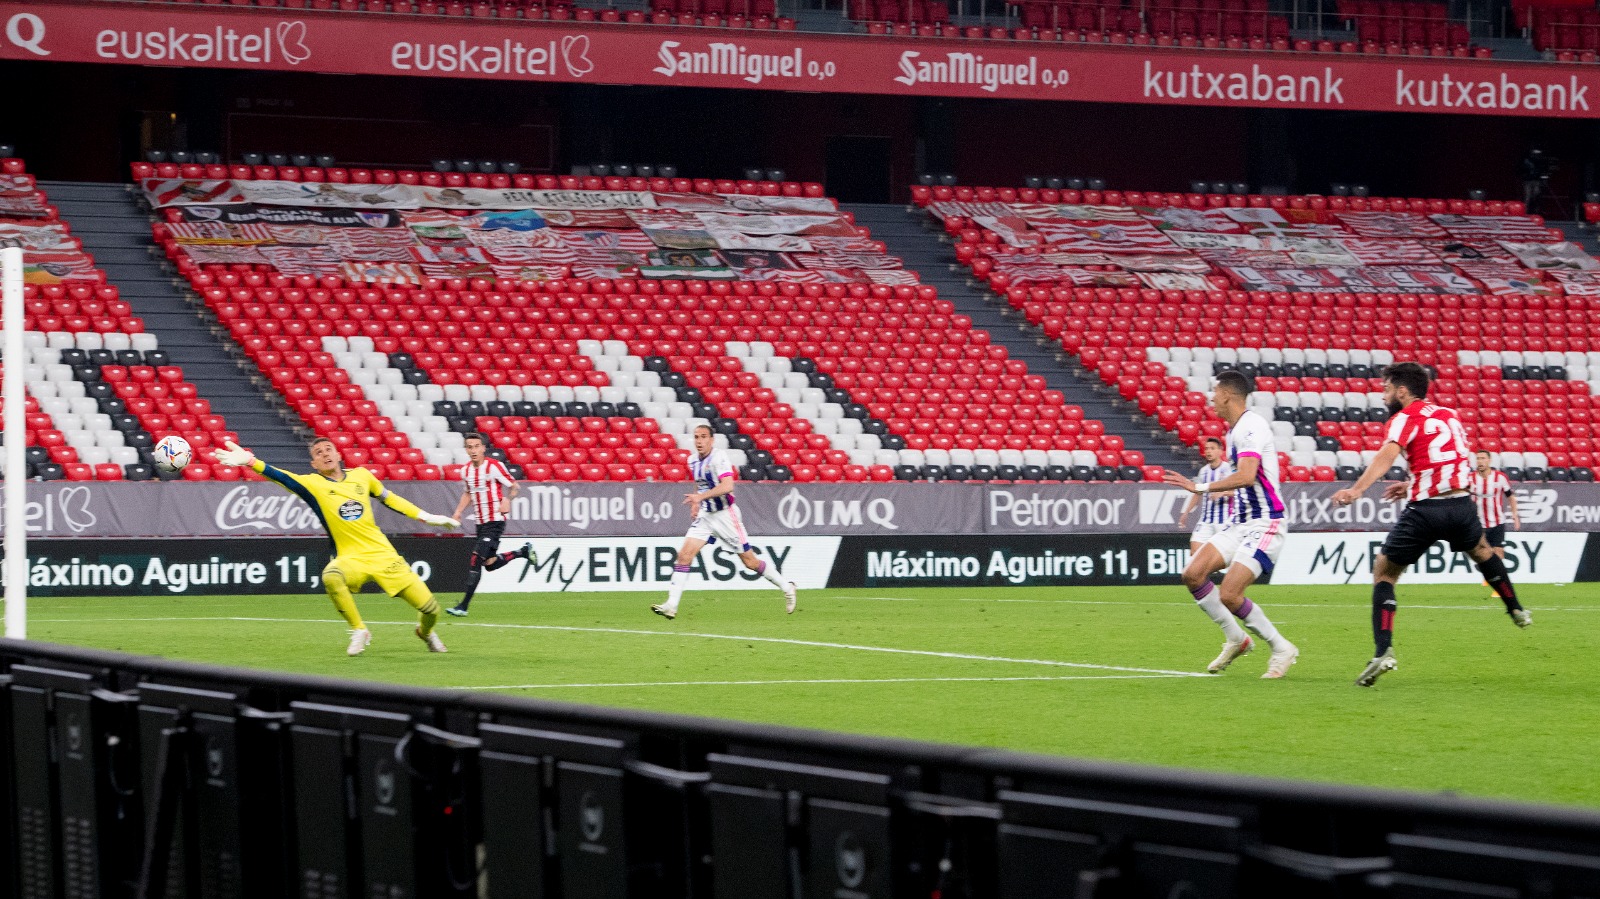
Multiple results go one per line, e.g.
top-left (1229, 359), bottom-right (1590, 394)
top-left (1196, 461), bottom-right (1234, 525)
top-left (1226, 409), bottom-right (1285, 522)
top-left (688, 448), bottom-right (737, 513)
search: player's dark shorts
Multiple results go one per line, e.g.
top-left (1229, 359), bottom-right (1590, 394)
top-left (1484, 524), bottom-right (1507, 548)
top-left (1381, 495), bottom-right (1482, 568)
top-left (472, 520), bottom-right (506, 559)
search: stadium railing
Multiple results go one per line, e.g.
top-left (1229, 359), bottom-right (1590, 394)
top-left (4, 637), bottom-right (1600, 898)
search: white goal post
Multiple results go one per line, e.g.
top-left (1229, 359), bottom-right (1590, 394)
top-left (4, 245), bottom-right (25, 638)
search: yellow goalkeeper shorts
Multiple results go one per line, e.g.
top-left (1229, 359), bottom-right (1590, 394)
top-left (324, 554), bottom-right (423, 597)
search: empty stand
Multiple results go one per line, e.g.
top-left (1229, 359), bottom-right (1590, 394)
top-left (3, 159), bottom-right (246, 481)
top-left (140, 163), bottom-right (1159, 483)
top-left (918, 181), bottom-right (1600, 482)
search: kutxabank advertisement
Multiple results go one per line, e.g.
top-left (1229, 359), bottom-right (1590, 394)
top-left (6, 481), bottom-right (1600, 593)
top-left (6, 4), bottom-right (1600, 117)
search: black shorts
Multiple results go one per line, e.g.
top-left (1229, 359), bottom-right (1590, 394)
top-left (1484, 524), bottom-right (1506, 549)
top-left (472, 520), bottom-right (506, 558)
top-left (1381, 495), bottom-right (1482, 568)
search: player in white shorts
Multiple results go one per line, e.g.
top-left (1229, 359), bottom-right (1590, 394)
top-left (652, 425), bottom-right (798, 620)
top-left (1177, 436), bottom-right (1233, 553)
top-left (1164, 371), bottom-right (1299, 678)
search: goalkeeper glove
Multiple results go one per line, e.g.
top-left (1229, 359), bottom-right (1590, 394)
top-left (419, 512), bottom-right (460, 528)
top-left (215, 441), bottom-right (256, 467)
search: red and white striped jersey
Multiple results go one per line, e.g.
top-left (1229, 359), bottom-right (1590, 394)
top-left (461, 458), bottom-right (517, 523)
top-left (1472, 469), bottom-right (1512, 527)
top-left (1384, 400), bottom-right (1474, 502)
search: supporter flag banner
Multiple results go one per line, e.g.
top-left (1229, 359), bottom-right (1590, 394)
top-left (13, 3), bottom-right (1600, 118)
top-left (16, 481), bottom-right (1600, 539)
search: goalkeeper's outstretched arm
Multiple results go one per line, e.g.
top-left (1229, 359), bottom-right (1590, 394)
top-left (217, 442), bottom-right (458, 528)
top-left (374, 486), bottom-right (459, 528)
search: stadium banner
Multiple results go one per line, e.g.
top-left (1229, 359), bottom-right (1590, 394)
top-left (9, 480), bottom-right (1600, 538)
top-left (826, 533), bottom-right (1194, 587)
top-left (477, 535), bottom-right (840, 592)
top-left (0, 535), bottom-right (837, 596)
top-left (0, 536), bottom-right (464, 596)
top-left (6, 3), bottom-right (1600, 117)
top-left (1269, 531), bottom-right (1593, 584)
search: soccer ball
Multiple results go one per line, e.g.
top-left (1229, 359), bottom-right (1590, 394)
top-left (152, 435), bottom-right (193, 474)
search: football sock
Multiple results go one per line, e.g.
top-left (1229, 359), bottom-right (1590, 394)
top-left (322, 568), bottom-right (365, 630)
top-left (483, 549), bottom-right (520, 572)
top-left (664, 564), bottom-right (690, 613)
top-left (1237, 597), bottom-right (1287, 651)
top-left (1475, 555), bottom-right (1524, 613)
top-left (1372, 581), bottom-right (1397, 656)
top-left (1190, 581), bottom-right (1247, 642)
top-left (459, 554), bottom-right (485, 610)
top-left (753, 559), bottom-right (784, 588)
top-left (400, 584), bottom-right (439, 636)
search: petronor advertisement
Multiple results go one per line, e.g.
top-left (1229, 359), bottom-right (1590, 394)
top-left (12, 481), bottom-right (1600, 539)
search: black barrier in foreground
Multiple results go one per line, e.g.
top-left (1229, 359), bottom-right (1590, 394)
top-left (4, 639), bottom-right (1600, 899)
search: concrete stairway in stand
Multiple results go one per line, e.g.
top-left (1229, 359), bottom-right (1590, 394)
top-left (840, 201), bottom-right (1197, 469)
top-left (43, 181), bottom-right (308, 458)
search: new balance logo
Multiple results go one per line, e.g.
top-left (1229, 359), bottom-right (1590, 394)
top-left (1138, 490), bottom-right (1188, 525)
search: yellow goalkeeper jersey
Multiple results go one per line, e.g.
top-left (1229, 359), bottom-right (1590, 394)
top-left (252, 461), bottom-right (423, 560)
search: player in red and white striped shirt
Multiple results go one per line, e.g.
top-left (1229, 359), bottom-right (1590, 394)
top-left (1471, 450), bottom-right (1520, 561)
top-left (1334, 363), bottom-right (1530, 687)
top-left (445, 433), bottom-right (534, 618)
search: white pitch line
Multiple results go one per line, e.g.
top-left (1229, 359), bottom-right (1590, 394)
top-left (461, 674), bottom-right (1193, 690)
top-left (25, 615), bottom-right (1209, 678)
top-left (455, 621), bottom-right (1210, 677)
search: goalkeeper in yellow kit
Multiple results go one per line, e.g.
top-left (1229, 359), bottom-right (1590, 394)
top-left (217, 437), bottom-right (462, 656)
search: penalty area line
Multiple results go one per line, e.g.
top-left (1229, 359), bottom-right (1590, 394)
top-left (461, 673), bottom-right (1196, 690)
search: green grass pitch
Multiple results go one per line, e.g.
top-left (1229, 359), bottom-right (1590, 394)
top-left (21, 582), bottom-right (1600, 808)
